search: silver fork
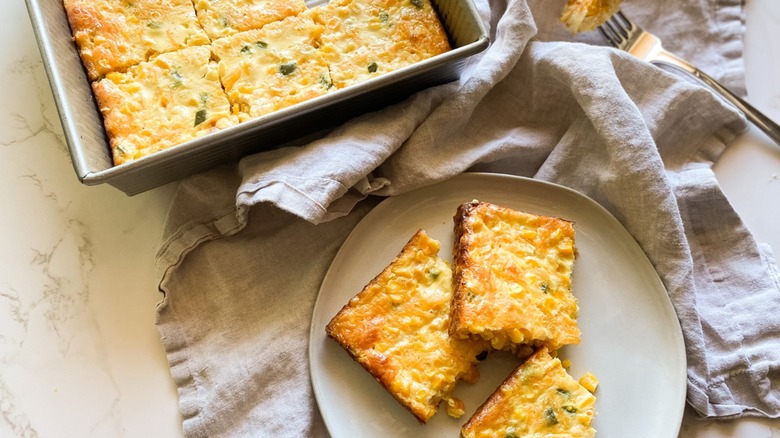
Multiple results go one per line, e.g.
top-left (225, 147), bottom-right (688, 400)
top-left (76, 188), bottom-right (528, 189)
top-left (599, 11), bottom-right (780, 146)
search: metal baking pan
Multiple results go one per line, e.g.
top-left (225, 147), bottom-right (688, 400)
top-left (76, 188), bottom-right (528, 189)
top-left (24, 0), bottom-right (489, 196)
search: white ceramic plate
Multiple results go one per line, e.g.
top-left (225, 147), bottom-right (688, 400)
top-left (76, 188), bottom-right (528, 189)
top-left (309, 173), bottom-right (686, 437)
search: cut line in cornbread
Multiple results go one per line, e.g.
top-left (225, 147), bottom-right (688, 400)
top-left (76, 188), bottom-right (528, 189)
top-left (450, 200), bottom-right (580, 352)
top-left (326, 229), bottom-right (487, 423)
top-left (461, 347), bottom-right (597, 438)
top-left (92, 45), bottom-right (237, 165)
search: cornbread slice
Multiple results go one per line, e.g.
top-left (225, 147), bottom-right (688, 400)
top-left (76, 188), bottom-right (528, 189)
top-left (211, 13), bottom-right (333, 119)
top-left (63, 0), bottom-right (209, 80)
top-left (311, 0), bottom-right (451, 89)
top-left (92, 46), bottom-right (237, 165)
top-left (326, 229), bottom-right (487, 423)
top-left (461, 347), bottom-right (597, 438)
top-left (560, 0), bottom-right (623, 33)
top-left (450, 201), bottom-right (580, 352)
top-left (193, 0), bottom-right (307, 40)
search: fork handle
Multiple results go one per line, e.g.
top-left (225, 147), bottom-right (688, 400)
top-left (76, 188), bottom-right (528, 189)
top-left (650, 53), bottom-right (780, 146)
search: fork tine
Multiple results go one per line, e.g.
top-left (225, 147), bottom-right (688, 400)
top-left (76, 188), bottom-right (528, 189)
top-left (598, 10), bottom-right (636, 48)
top-left (613, 11), bottom-right (635, 33)
top-left (598, 21), bottom-right (622, 47)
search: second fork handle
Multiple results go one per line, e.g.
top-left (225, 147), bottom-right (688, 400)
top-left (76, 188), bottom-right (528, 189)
top-left (652, 53), bottom-right (780, 146)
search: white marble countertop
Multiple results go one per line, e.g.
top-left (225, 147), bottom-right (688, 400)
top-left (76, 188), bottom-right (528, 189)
top-left (2, 0), bottom-right (779, 436)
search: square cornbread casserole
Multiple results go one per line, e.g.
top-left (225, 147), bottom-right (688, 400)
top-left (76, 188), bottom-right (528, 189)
top-left (63, 0), bottom-right (209, 81)
top-left (62, 0), bottom-right (454, 166)
top-left (450, 201), bottom-right (580, 352)
top-left (92, 46), bottom-right (237, 165)
top-left (326, 229), bottom-right (487, 423)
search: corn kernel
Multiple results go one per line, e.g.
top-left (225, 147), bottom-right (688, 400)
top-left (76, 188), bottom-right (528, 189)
top-left (579, 372), bottom-right (599, 393)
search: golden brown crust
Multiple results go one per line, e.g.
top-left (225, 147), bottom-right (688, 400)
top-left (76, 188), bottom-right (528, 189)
top-left (450, 200), bottom-right (478, 337)
top-left (327, 229), bottom-right (486, 423)
top-left (449, 201), bottom-right (580, 352)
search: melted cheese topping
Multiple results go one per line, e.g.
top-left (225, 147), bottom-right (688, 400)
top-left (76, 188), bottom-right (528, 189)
top-left (461, 348), bottom-right (597, 438)
top-left (311, 0), bottom-right (451, 88)
top-left (64, 0), bottom-right (209, 80)
top-left (92, 46), bottom-right (237, 165)
top-left (211, 12), bottom-right (332, 118)
top-left (560, 0), bottom-right (622, 33)
top-left (326, 230), bottom-right (486, 423)
top-left (194, 0), bottom-right (307, 39)
top-left (451, 201), bottom-right (580, 352)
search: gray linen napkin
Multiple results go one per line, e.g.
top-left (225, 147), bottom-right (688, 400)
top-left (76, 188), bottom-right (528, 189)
top-left (154, 0), bottom-right (780, 436)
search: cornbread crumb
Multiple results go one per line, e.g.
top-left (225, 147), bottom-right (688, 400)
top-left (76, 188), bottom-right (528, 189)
top-left (446, 397), bottom-right (466, 418)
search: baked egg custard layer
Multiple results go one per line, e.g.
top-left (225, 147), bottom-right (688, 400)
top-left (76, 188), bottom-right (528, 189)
top-left (63, 0), bottom-right (451, 165)
top-left (450, 200), bottom-right (580, 352)
top-left (326, 230), bottom-right (486, 423)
